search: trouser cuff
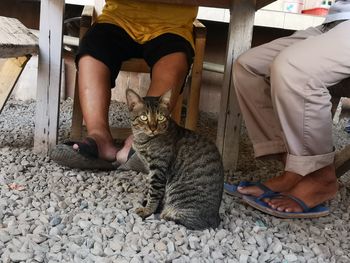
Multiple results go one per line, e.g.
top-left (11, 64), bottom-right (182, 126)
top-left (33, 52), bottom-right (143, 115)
top-left (285, 151), bottom-right (335, 176)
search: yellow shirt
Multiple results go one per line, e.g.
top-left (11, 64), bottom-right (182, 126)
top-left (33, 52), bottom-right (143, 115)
top-left (97, 0), bottom-right (198, 48)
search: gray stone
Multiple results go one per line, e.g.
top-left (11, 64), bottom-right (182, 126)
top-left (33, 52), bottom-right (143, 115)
top-left (0, 230), bottom-right (11, 243)
top-left (9, 252), bottom-right (33, 262)
top-left (49, 216), bottom-right (62, 226)
top-left (285, 253), bottom-right (298, 262)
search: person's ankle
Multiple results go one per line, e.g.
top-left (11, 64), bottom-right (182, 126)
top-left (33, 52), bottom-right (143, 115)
top-left (309, 164), bottom-right (337, 184)
top-left (86, 133), bottom-right (118, 161)
top-left (116, 137), bottom-right (134, 164)
top-left (308, 164), bottom-right (339, 198)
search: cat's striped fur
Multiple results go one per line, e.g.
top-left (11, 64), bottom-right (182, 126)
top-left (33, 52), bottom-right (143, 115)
top-left (126, 89), bottom-right (224, 230)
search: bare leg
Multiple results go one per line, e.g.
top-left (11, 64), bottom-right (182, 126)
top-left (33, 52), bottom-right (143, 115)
top-left (75, 56), bottom-right (118, 162)
top-left (116, 52), bottom-right (189, 163)
top-left (147, 52), bottom-right (189, 110)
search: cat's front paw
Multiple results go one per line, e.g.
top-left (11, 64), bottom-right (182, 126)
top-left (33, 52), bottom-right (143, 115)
top-left (135, 207), bottom-right (153, 218)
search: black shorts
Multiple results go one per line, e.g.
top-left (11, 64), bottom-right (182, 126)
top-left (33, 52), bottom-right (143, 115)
top-left (76, 23), bottom-right (195, 88)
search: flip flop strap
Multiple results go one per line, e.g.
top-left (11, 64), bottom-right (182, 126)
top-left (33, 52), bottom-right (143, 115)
top-left (282, 194), bottom-right (310, 212)
top-left (64, 137), bottom-right (99, 159)
top-left (257, 192), bottom-right (310, 212)
top-left (239, 181), bottom-right (275, 197)
top-left (255, 182), bottom-right (274, 194)
top-left (77, 137), bottom-right (99, 159)
top-left (127, 147), bottom-right (135, 160)
top-left (238, 181), bottom-right (273, 193)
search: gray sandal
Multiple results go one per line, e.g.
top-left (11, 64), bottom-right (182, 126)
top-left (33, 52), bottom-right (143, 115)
top-left (117, 148), bottom-right (148, 174)
top-left (50, 137), bottom-right (120, 170)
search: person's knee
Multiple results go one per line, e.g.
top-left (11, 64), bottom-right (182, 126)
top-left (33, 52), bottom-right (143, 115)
top-left (233, 48), bottom-right (261, 81)
top-left (234, 52), bottom-right (252, 73)
top-left (233, 51), bottom-right (256, 94)
top-left (171, 53), bottom-right (190, 77)
top-left (270, 51), bottom-right (292, 79)
top-left (154, 52), bottom-right (189, 79)
top-left (270, 51), bottom-right (299, 99)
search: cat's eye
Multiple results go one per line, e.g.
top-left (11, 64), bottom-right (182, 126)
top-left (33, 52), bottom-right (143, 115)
top-left (157, 115), bottom-right (165, 121)
top-left (139, 114), bottom-right (148, 121)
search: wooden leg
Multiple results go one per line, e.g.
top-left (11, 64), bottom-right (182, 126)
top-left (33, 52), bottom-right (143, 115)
top-left (171, 92), bottom-right (183, 124)
top-left (330, 96), bottom-right (341, 119)
top-left (216, 0), bottom-right (256, 171)
top-left (70, 72), bottom-right (84, 140)
top-left (333, 95), bottom-right (350, 177)
top-left (185, 35), bottom-right (206, 131)
top-left (0, 56), bottom-right (31, 113)
top-left (34, 0), bottom-right (65, 154)
top-left (335, 145), bottom-right (350, 178)
top-left (110, 127), bottom-right (132, 140)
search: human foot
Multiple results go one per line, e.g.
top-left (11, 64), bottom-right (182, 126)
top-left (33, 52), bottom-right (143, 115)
top-left (116, 135), bottom-right (133, 164)
top-left (267, 164), bottom-right (338, 213)
top-left (50, 137), bottom-right (119, 170)
top-left (237, 171), bottom-right (303, 197)
top-left (72, 134), bottom-right (118, 162)
top-left (116, 135), bottom-right (148, 173)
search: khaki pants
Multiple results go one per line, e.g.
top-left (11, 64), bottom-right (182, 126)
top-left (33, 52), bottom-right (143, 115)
top-left (233, 20), bottom-right (350, 176)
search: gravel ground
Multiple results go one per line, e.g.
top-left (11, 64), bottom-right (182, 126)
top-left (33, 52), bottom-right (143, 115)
top-left (1, 98), bottom-right (350, 263)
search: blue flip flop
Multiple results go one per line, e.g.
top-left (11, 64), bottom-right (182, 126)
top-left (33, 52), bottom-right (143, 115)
top-left (224, 181), bottom-right (274, 198)
top-left (242, 192), bottom-right (330, 219)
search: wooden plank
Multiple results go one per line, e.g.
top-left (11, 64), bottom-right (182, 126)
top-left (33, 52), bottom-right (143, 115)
top-left (121, 59), bottom-right (150, 73)
top-left (0, 56), bottom-right (31, 113)
top-left (70, 72), bottom-right (83, 140)
top-left (216, 0), bottom-right (256, 171)
top-left (185, 20), bottom-right (206, 130)
top-left (110, 127), bottom-right (132, 140)
top-left (0, 16), bottom-right (38, 58)
top-left (136, 0), bottom-right (276, 10)
top-left (34, 0), bottom-right (64, 154)
top-left (70, 5), bottom-right (94, 141)
top-left (335, 144), bottom-right (350, 178)
top-left (65, 0), bottom-right (94, 5)
top-left (138, 0), bottom-right (230, 8)
top-left (256, 0), bottom-right (276, 10)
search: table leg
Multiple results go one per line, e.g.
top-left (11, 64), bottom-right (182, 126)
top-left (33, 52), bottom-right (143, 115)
top-left (34, 0), bottom-right (65, 154)
top-left (216, 0), bottom-right (256, 171)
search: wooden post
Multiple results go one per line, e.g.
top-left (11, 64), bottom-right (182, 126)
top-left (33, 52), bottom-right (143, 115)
top-left (70, 5), bottom-right (94, 140)
top-left (34, 0), bottom-right (65, 154)
top-left (216, 0), bottom-right (256, 171)
top-left (185, 20), bottom-right (206, 131)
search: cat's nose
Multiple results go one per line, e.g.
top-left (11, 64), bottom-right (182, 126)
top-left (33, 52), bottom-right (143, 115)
top-left (149, 124), bottom-right (157, 132)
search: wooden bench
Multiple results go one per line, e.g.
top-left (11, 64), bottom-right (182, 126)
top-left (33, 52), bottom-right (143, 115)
top-left (0, 16), bottom-right (38, 113)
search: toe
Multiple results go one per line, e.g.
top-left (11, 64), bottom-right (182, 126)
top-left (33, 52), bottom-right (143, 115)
top-left (238, 186), bottom-right (264, 197)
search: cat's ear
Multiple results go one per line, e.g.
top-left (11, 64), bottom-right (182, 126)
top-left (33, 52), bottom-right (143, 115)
top-left (126, 89), bottom-right (143, 111)
top-left (159, 89), bottom-right (172, 109)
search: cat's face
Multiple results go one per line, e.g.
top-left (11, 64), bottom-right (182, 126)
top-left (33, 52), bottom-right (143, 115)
top-left (126, 89), bottom-right (171, 137)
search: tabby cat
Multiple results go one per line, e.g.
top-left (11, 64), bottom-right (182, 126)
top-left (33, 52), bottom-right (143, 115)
top-left (125, 88), bottom-right (224, 230)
